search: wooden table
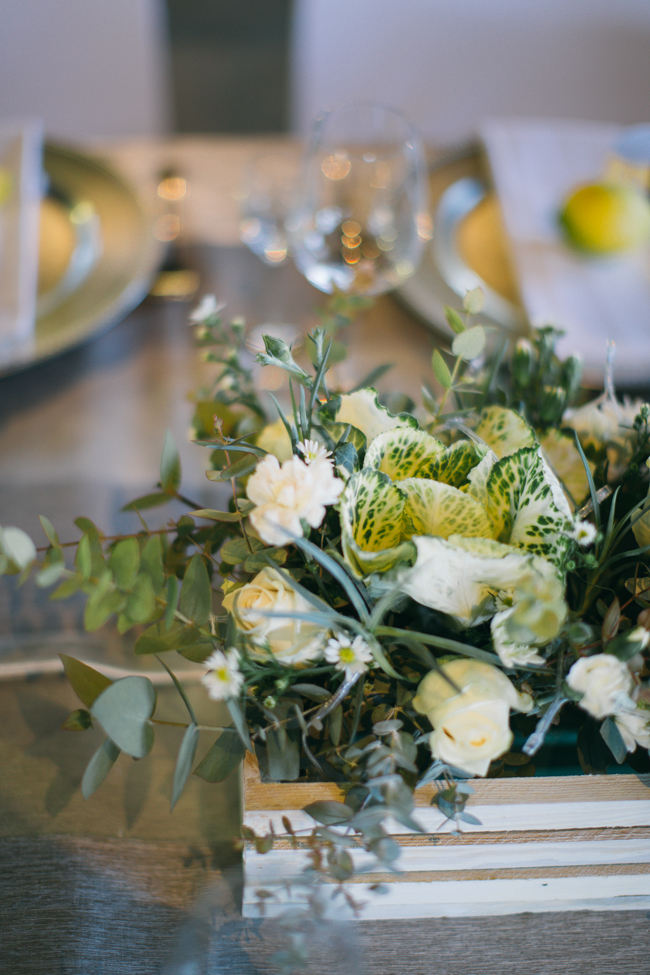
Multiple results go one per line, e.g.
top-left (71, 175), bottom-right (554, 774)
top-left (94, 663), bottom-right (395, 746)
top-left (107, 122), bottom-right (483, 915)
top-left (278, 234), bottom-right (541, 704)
top-left (1, 137), bottom-right (648, 975)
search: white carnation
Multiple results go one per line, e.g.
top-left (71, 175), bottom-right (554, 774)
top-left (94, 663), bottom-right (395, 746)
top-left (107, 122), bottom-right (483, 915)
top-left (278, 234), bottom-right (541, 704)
top-left (247, 453), bottom-right (342, 546)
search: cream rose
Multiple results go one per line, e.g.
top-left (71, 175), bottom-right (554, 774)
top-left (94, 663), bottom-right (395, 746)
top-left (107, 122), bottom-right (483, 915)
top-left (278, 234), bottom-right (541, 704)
top-left (222, 566), bottom-right (325, 665)
top-left (566, 653), bottom-right (635, 719)
top-left (413, 658), bottom-right (533, 777)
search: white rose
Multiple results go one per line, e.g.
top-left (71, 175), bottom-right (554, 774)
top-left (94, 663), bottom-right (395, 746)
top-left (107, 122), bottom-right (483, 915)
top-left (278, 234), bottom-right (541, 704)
top-left (566, 654), bottom-right (635, 719)
top-left (413, 658), bottom-right (532, 777)
top-left (615, 708), bottom-right (650, 752)
top-left (222, 566), bottom-right (325, 665)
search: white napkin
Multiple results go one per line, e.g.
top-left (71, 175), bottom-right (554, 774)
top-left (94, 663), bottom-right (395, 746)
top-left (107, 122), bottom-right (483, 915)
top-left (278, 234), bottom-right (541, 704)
top-left (0, 119), bottom-right (43, 360)
top-left (480, 118), bottom-right (650, 385)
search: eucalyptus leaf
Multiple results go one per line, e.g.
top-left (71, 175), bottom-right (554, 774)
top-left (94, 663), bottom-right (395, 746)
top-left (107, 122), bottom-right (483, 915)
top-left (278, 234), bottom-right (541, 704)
top-left (109, 537), bottom-right (140, 589)
top-left (122, 492), bottom-right (172, 512)
top-left (81, 738), bottom-right (120, 799)
top-left (90, 676), bottom-right (156, 758)
top-left (451, 325), bottom-right (486, 361)
top-left (445, 306), bottom-right (466, 335)
top-left (227, 698), bottom-right (252, 750)
top-left (266, 725), bottom-right (300, 781)
top-left (303, 800), bottom-right (354, 825)
top-left (141, 534), bottom-right (165, 593)
top-left (600, 716), bottom-right (628, 764)
top-left (171, 723), bottom-right (199, 809)
top-left (432, 349), bottom-right (452, 389)
top-left (191, 508), bottom-right (242, 522)
top-left (60, 654), bottom-right (112, 708)
top-left (194, 731), bottom-right (246, 782)
top-left (61, 708), bottom-right (93, 731)
top-left (125, 574), bottom-right (157, 624)
top-left (39, 514), bottom-right (60, 547)
top-left (179, 554), bottom-right (211, 625)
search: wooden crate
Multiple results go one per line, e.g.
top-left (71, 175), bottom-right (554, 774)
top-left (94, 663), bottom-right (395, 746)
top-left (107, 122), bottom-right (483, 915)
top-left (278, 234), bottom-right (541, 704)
top-left (242, 756), bottom-right (650, 919)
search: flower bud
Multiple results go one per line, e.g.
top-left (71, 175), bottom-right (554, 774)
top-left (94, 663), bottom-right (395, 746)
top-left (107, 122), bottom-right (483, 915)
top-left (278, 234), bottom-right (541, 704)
top-left (512, 338), bottom-right (534, 386)
top-left (539, 385), bottom-right (566, 425)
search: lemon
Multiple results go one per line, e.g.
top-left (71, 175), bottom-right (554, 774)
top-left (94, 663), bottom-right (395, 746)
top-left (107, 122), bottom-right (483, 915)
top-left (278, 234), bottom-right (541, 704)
top-left (558, 182), bottom-right (650, 255)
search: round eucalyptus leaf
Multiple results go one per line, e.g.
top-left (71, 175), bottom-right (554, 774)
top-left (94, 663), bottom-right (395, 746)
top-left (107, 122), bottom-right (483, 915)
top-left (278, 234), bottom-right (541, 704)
top-left (91, 676), bottom-right (156, 758)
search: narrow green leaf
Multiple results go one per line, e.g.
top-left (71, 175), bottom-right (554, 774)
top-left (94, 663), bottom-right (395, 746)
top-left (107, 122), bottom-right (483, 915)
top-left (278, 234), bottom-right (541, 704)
top-left (157, 655), bottom-right (197, 725)
top-left (39, 515), bottom-right (60, 547)
top-left (81, 738), bottom-right (120, 799)
top-left (109, 537), bottom-right (140, 589)
top-left (227, 698), bottom-right (251, 750)
top-left (171, 723), bottom-right (199, 809)
top-left (163, 575), bottom-right (180, 629)
top-left (50, 574), bottom-right (83, 600)
top-left (179, 554), bottom-right (212, 626)
top-left (91, 676), bottom-right (156, 758)
top-left (160, 430), bottom-right (181, 493)
top-left (432, 348), bottom-right (452, 388)
top-left (205, 456), bottom-right (258, 482)
top-left (75, 534), bottom-right (92, 579)
top-left (122, 492), bottom-right (171, 512)
top-left (291, 534), bottom-right (370, 622)
top-left (191, 509), bottom-right (242, 522)
top-left (444, 307), bottom-right (466, 335)
top-left (60, 654), bottom-right (112, 708)
top-left (194, 731), bottom-right (245, 782)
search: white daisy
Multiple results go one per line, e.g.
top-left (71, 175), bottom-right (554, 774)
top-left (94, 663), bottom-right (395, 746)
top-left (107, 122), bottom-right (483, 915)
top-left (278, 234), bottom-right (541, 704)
top-left (201, 648), bottom-right (244, 700)
top-left (297, 439), bottom-right (331, 465)
top-left (572, 518), bottom-right (597, 547)
top-left (325, 633), bottom-right (373, 677)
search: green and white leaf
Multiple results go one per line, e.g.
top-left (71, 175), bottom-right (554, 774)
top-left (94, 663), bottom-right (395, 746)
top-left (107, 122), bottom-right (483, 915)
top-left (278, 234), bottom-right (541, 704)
top-left (334, 388), bottom-right (416, 446)
top-left (363, 427), bottom-right (443, 480)
top-left (475, 406), bottom-right (536, 459)
top-left (400, 478), bottom-right (493, 540)
top-left (340, 469), bottom-right (415, 577)
top-left (486, 446), bottom-right (574, 566)
top-left (422, 440), bottom-right (486, 488)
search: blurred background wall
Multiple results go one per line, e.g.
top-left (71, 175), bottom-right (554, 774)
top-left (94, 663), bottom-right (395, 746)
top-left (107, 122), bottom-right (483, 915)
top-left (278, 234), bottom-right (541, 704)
top-left (1, 0), bottom-right (648, 142)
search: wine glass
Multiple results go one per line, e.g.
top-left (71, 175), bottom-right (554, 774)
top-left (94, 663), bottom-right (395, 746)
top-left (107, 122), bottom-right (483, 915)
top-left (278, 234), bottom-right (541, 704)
top-left (287, 103), bottom-right (430, 296)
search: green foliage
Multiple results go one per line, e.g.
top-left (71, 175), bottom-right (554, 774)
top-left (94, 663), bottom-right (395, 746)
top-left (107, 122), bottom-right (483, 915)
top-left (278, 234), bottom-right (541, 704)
top-left (90, 677), bottom-right (156, 758)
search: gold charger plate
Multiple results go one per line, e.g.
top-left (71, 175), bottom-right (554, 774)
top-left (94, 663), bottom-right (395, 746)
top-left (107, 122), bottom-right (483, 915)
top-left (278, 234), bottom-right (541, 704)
top-left (397, 142), bottom-right (526, 339)
top-left (0, 143), bottom-right (162, 378)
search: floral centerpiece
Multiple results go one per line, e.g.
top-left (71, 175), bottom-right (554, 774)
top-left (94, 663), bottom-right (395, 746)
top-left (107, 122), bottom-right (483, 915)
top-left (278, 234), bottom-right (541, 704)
top-left (2, 291), bottom-right (649, 956)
